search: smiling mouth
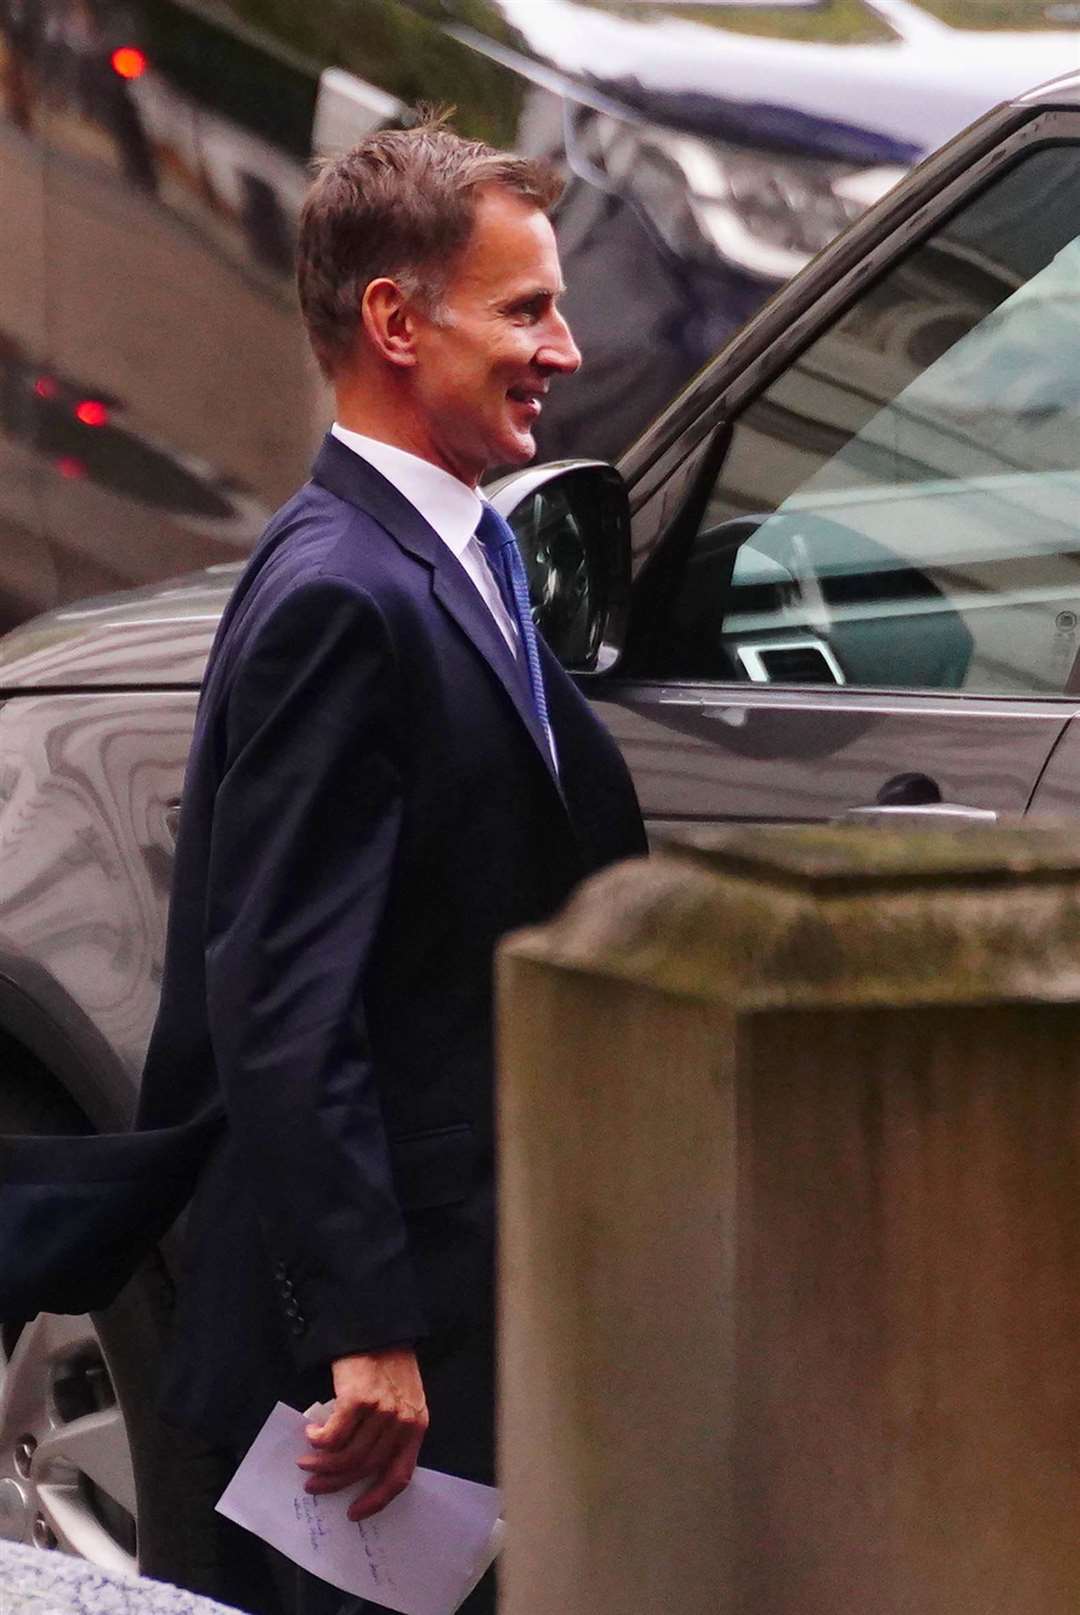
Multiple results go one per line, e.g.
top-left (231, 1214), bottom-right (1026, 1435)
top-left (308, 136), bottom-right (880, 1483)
top-left (506, 385), bottom-right (546, 417)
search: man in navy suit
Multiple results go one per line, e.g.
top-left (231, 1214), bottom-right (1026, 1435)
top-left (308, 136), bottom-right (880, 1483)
top-left (128, 121), bottom-right (644, 1613)
top-left (0, 119), bottom-right (645, 1613)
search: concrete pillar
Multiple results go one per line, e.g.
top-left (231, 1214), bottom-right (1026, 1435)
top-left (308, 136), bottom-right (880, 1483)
top-left (496, 824), bottom-right (1080, 1615)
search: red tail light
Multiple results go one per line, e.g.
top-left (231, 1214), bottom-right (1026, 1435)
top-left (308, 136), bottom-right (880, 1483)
top-left (111, 46), bottom-right (147, 80)
top-left (75, 400), bottom-right (110, 428)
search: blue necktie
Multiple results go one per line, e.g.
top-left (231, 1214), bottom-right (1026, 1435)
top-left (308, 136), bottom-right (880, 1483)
top-left (475, 503), bottom-right (555, 767)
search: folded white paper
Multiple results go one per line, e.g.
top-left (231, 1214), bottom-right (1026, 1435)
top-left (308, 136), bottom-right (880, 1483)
top-left (216, 1403), bottom-right (503, 1615)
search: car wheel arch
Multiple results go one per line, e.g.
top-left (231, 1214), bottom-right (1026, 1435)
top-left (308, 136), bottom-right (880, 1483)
top-left (0, 966), bottom-right (135, 1134)
top-left (0, 1035), bottom-right (232, 1596)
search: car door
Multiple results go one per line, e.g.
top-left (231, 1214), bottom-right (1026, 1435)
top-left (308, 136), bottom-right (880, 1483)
top-left (591, 108), bottom-right (1080, 831)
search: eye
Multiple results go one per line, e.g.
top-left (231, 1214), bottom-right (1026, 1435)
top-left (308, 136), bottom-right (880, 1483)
top-left (509, 296), bottom-right (548, 323)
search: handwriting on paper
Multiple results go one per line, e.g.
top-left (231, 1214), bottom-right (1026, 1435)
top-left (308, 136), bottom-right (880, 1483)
top-left (217, 1403), bottom-right (502, 1615)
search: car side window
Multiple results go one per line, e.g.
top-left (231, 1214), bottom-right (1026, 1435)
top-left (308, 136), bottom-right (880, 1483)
top-left (654, 142), bottom-right (1080, 696)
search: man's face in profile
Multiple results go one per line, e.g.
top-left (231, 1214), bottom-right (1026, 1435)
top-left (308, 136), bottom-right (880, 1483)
top-left (409, 185), bottom-right (581, 487)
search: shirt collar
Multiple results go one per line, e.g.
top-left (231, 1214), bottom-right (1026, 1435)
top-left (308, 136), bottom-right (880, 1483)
top-left (330, 423), bottom-right (483, 559)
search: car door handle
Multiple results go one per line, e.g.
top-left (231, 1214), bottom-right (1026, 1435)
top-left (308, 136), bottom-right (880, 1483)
top-left (843, 803), bottom-right (998, 824)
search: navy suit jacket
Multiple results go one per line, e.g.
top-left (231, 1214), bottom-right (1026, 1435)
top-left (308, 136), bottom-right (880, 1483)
top-left (0, 436), bottom-right (645, 1461)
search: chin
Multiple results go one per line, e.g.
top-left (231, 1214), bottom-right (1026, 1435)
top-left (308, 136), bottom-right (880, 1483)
top-left (499, 432), bottom-right (537, 467)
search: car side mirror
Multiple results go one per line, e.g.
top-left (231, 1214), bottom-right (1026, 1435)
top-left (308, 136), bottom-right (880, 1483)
top-left (487, 460), bottom-right (631, 675)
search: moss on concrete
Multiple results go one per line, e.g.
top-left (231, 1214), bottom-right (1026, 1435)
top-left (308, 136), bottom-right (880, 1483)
top-left (501, 824), bottom-right (1080, 1013)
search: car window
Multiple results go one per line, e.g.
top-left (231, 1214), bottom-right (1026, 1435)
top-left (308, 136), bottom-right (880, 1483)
top-left (653, 142), bottom-right (1080, 696)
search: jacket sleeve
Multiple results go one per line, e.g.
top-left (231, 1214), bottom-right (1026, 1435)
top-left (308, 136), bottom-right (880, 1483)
top-left (0, 1109), bottom-right (222, 1317)
top-left (203, 573), bottom-right (424, 1372)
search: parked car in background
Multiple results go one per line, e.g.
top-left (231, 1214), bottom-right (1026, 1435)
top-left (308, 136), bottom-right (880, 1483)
top-left (468, 0), bottom-right (1080, 453)
top-left (3, 25), bottom-right (1080, 1611)
top-left (0, 0), bottom-right (1076, 637)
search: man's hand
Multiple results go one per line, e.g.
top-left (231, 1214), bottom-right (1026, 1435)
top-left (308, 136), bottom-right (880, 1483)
top-left (297, 1346), bottom-right (428, 1521)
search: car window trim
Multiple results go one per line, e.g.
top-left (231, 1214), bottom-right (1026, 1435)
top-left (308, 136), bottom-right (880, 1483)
top-left (600, 680), bottom-right (1080, 716)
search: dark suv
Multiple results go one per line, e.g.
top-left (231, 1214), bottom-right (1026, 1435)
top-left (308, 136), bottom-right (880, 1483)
top-left (3, 40), bottom-right (1080, 1603)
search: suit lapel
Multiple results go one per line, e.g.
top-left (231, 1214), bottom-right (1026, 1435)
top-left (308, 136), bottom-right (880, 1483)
top-left (430, 563), bottom-right (561, 791)
top-left (311, 435), bottom-right (562, 792)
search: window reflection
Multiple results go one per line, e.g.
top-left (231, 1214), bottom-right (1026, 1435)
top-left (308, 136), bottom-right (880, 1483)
top-left (662, 144), bottom-right (1080, 697)
top-left (0, 324), bottom-right (270, 629)
top-left (13, 0), bottom-right (317, 629)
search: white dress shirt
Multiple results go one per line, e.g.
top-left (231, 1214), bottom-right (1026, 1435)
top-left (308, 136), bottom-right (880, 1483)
top-left (330, 423), bottom-right (520, 658)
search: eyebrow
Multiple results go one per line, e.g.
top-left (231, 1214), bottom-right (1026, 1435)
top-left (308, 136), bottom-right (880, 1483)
top-left (504, 283), bottom-right (567, 305)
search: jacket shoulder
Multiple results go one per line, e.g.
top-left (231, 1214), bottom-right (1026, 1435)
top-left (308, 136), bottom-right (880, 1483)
top-left (221, 482), bottom-right (416, 644)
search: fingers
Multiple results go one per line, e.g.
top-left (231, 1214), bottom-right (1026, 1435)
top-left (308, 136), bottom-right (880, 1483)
top-left (302, 1392), bottom-right (412, 1456)
top-left (297, 1347), bottom-right (429, 1514)
top-left (346, 1428), bottom-right (425, 1522)
top-left (304, 1402), bottom-right (358, 1452)
top-left (299, 1420), bottom-right (397, 1489)
top-left (299, 1398), bottom-right (428, 1494)
top-left (302, 1415), bottom-right (423, 1512)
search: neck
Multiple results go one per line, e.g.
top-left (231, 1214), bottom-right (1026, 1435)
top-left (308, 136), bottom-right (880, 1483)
top-left (334, 373), bottom-right (481, 489)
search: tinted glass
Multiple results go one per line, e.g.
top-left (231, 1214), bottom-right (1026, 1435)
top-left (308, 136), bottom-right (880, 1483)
top-left (655, 142), bottom-right (1080, 696)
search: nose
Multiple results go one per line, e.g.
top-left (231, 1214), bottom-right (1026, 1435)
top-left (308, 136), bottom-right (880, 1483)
top-left (537, 307), bottom-right (581, 375)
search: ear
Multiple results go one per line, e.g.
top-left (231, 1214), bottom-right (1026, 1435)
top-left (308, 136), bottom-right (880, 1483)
top-left (360, 277), bottom-right (420, 369)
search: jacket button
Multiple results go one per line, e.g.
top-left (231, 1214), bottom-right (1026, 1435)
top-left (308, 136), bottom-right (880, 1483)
top-left (285, 1299), bottom-right (300, 1318)
top-left (291, 1318), bottom-right (306, 1335)
top-left (273, 1261), bottom-right (287, 1280)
